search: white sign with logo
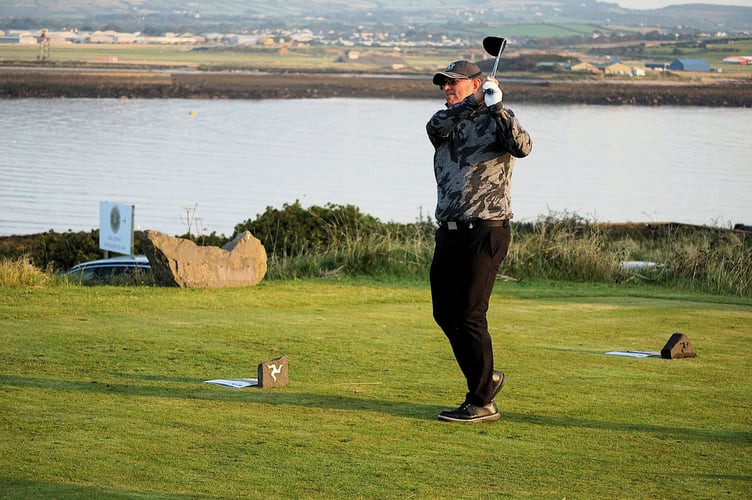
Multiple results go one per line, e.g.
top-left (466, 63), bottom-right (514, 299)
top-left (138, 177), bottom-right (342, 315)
top-left (99, 201), bottom-right (134, 255)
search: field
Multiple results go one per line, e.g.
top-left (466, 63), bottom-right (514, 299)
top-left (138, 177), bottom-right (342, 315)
top-left (2, 40), bottom-right (752, 106)
top-left (1, 279), bottom-right (750, 498)
top-left (0, 43), bottom-right (454, 73)
top-left (3, 39), bottom-right (752, 77)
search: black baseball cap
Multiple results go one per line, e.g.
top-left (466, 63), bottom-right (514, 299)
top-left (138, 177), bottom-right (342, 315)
top-left (432, 60), bottom-right (483, 85)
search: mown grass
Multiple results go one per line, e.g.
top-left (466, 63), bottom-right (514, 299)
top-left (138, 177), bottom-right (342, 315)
top-left (1, 279), bottom-right (750, 498)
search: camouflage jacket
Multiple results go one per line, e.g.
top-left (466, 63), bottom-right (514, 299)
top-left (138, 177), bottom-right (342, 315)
top-left (426, 95), bottom-right (532, 222)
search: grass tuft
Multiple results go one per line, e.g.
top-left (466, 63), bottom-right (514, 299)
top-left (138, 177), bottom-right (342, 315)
top-left (0, 255), bottom-right (51, 287)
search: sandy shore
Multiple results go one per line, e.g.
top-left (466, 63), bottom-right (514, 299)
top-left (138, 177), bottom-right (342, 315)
top-left (1, 66), bottom-right (751, 106)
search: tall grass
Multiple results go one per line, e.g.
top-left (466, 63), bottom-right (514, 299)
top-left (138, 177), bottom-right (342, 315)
top-left (0, 255), bottom-right (51, 288)
top-left (265, 213), bottom-right (751, 296)
top-left (506, 214), bottom-right (751, 296)
top-left (663, 228), bottom-right (751, 296)
top-left (506, 214), bottom-right (624, 283)
top-left (266, 221), bottom-right (435, 280)
top-left (4, 212), bottom-right (750, 296)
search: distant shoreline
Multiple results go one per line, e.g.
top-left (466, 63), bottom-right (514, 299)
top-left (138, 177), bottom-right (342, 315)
top-left (1, 67), bottom-right (751, 106)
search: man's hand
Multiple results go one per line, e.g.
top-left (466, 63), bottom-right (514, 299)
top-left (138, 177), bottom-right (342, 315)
top-left (482, 80), bottom-right (503, 107)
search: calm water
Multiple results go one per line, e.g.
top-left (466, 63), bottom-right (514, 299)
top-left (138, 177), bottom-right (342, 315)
top-left (1, 98), bottom-right (751, 237)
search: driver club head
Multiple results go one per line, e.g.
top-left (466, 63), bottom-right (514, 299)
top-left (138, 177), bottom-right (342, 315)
top-left (483, 36), bottom-right (508, 76)
top-left (482, 36), bottom-right (508, 57)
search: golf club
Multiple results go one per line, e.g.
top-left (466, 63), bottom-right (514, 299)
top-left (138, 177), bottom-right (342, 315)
top-left (482, 36), bottom-right (508, 77)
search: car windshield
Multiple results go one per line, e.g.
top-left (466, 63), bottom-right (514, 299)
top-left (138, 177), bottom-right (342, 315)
top-left (66, 256), bottom-right (152, 285)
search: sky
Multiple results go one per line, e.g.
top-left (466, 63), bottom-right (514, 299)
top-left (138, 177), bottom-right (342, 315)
top-left (614, 0), bottom-right (752, 8)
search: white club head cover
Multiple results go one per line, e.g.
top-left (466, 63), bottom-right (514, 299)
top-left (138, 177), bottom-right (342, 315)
top-left (482, 81), bottom-right (503, 106)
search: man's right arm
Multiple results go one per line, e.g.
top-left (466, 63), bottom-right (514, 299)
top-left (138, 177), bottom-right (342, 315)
top-left (426, 96), bottom-right (479, 148)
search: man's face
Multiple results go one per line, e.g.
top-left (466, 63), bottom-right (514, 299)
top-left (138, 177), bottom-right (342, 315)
top-left (441, 78), bottom-right (477, 107)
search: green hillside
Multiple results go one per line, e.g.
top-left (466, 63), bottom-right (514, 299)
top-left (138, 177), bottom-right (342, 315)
top-left (2, 1), bottom-right (751, 33)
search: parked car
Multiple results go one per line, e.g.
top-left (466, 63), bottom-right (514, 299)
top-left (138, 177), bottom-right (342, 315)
top-left (65, 255), bottom-right (151, 282)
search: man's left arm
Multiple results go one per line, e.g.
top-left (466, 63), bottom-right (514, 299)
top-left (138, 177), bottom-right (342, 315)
top-left (477, 77), bottom-right (532, 159)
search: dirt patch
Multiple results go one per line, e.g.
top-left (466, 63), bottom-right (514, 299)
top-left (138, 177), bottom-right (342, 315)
top-left (1, 67), bottom-right (751, 106)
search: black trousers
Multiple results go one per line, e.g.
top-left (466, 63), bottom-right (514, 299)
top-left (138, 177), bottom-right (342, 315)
top-left (430, 223), bottom-right (511, 406)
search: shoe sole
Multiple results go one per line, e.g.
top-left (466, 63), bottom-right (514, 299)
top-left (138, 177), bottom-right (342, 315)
top-left (491, 371), bottom-right (505, 400)
top-left (437, 412), bottom-right (500, 423)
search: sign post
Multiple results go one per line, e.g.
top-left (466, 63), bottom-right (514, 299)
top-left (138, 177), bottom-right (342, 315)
top-left (99, 201), bottom-right (135, 256)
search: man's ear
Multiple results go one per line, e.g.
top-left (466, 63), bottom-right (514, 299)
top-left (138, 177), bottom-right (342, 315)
top-left (472, 78), bottom-right (482, 91)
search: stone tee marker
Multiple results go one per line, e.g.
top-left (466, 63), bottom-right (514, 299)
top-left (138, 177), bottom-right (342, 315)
top-left (605, 332), bottom-right (697, 359)
top-left (142, 230), bottom-right (266, 287)
top-left (660, 332), bottom-right (697, 359)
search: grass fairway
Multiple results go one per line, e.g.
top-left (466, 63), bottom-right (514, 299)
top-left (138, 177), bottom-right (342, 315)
top-left (1, 280), bottom-right (750, 498)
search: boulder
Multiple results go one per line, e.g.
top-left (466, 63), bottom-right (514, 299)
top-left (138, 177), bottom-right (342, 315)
top-left (142, 230), bottom-right (267, 288)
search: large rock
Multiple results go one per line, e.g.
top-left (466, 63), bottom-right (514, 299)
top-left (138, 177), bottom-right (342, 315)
top-left (142, 230), bottom-right (267, 288)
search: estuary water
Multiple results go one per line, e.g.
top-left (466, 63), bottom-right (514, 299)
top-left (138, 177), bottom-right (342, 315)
top-left (1, 98), bottom-right (750, 237)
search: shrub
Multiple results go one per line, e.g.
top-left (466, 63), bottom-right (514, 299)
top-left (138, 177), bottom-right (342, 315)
top-left (237, 201), bottom-right (435, 279)
top-left (175, 231), bottom-right (230, 248)
top-left (34, 230), bottom-right (102, 271)
top-left (234, 201), bottom-right (382, 257)
top-left (0, 230), bottom-right (153, 272)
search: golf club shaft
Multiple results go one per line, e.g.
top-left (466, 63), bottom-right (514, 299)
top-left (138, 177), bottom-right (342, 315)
top-left (490, 39), bottom-right (506, 77)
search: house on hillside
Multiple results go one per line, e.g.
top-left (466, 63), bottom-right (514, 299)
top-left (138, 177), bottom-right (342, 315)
top-left (723, 56), bottom-right (752, 65)
top-left (227, 35), bottom-right (261, 45)
top-left (0, 33), bottom-right (30, 44)
top-left (535, 61), bottom-right (566, 72)
top-left (88, 31), bottom-right (117, 43)
top-left (669, 58), bottom-right (711, 72)
top-left (600, 62), bottom-right (633, 75)
top-left (566, 62), bottom-right (601, 74)
top-left (335, 50), bottom-right (409, 70)
top-left (113, 32), bottom-right (139, 44)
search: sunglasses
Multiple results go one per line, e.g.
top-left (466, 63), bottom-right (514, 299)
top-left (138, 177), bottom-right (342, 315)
top-left (442, 78), bottom-right (468, 87)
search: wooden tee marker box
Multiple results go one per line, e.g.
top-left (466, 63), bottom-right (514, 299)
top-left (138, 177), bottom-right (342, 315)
top-left (257, 355), bottom-right (288, 388)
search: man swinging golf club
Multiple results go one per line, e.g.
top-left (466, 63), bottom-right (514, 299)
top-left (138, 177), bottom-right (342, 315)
top-left (427, 37), bottom-right (533, 423)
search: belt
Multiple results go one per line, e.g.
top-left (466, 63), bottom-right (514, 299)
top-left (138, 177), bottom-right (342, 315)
top-left (439, 219), bottom-right (509, 230)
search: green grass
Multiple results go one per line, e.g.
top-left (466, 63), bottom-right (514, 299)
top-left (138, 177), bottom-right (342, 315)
top-left (1, 279), bottom-right (750, 498)
top-left (497, 23), bottom-right (622, 39)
